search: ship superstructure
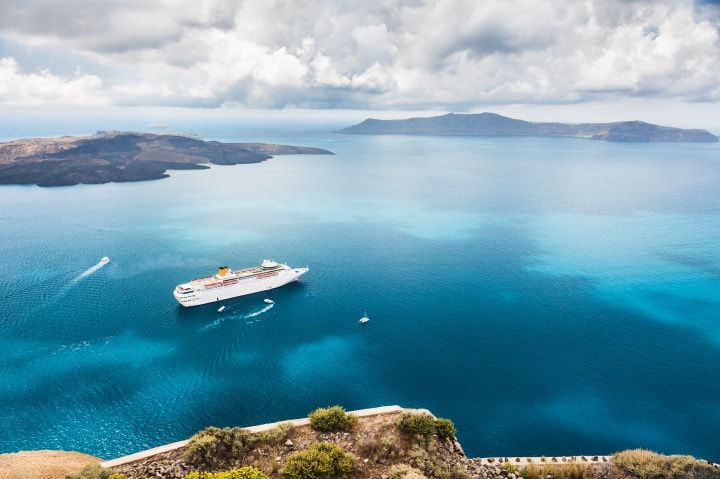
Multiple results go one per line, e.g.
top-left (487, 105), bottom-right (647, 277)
top-left (173, 260), bottom-right (308, 307)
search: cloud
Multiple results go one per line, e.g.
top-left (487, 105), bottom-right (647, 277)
top-left (0, 0), bottom-right (718, 108)
top-left (0, 57), bottom-right (106, 105)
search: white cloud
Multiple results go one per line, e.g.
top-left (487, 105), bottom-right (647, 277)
top-left (0, 0), bottom-right (718, 108)
top-left (0, 57), bottom-right (107, 105)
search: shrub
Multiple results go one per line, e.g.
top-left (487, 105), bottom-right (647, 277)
top-left (184, 426), bottom-right (254, 469)
top-left (107, 475), bottom-right (128, 479)
top-left (185, 467), bottom-right (269, 479)
top-left (502, 462), bottom-right (518, 473)
top-left (398, 413), bottom-right (437, 437)
top-left (434, 418), bottom-right (457, 440)
top-left (613, 449), bottom-right (719, 479)
top-left (66, 464), bottom-right (111, 479)
top-left (308, 406), bottom-right (358, 432)
top-left (407, 444), bottom-right (445, 478)
top-left (520, 464), bottom-right (588, 479)
top-left (358, 435), bottom-right (404, 463)
top-left (254, 422), bottom-right (294, 446)
top-left (389, 463), bottom-right (428, 479)
top-left (281, 443), bottom-right (355, 479)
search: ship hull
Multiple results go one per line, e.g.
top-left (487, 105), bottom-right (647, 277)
top-left (174, 267), bottom-right (308, 307)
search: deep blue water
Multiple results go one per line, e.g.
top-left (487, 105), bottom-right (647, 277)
top-left (1, 123), bottom-right (719, 461)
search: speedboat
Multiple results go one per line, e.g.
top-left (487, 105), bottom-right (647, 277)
top-left (359, 314), bottom-right (369, 324)
top-left (217, 305), bottom-right (226, 313)
top-left (100, 256), bottom-right (110, 265)
top-left (264, 298), bottom-right (274, 304)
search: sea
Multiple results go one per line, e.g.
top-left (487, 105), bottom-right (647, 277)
top-left (0, 116), bottom-right (719, 461)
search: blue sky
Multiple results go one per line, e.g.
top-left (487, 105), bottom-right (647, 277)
top-left (0, 0), bottom-right (719, 127)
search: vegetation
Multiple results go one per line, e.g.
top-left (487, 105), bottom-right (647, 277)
top-left (399, 413), bottom-right (437, 437)
top-left (184, 426), bottom-right (254, 469)
top-left (107, 475), bottom-right (128, 479)
top-left (434, 418), bottom-right (458, 440)
top-left (358, 434), bottom-right (404, 464)
top-left (398, 413), bottom-right (458, 440)
top-left (254, 422), bottom-right (294, 447)
top-left (613, 449), bottom-right (720, 479)
top-left (184, 467), bottom-right (269, 479)
top-left (308, 406), bottom-right (358, 432)
top-left (281, 443), bottom-right (355, 479)
top-left (66, 464), bottom-right (115, 479)
top-left (388, 463), bottom-right (428, 479)
top-left (519, 464), bottom-right (588, 479)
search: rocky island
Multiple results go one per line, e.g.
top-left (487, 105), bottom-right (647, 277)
top-left (340, 113), bottom-right (719, 142)
top-left (0, 132), bottom-right (333, 187)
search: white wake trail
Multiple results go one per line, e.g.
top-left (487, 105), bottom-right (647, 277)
top-left (72, 261), bottom-right (108, 283)
top-left (200, 303), bottom-right (275, 331)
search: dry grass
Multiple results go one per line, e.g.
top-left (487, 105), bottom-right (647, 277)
top-left (520, 463), bottom-right (588, 479)
top-left (613, 449), bottom-right (719, 479)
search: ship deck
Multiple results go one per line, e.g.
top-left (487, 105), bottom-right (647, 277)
top-left (183, 264), bottom-right (285, 288)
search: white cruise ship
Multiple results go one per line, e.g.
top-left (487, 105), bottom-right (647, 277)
top-left (173, 260), bottom-right (309, 307)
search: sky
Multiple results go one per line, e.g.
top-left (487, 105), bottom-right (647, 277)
top-left (1, 0), bottom-right (719, 128)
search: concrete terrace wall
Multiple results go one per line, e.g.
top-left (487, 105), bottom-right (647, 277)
top-left (102, 405), bottom-right (422, 469)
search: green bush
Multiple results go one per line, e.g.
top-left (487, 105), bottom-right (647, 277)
top-left (184, 426), bottom-right (254, 468)
top-left (308, 406), bottom-right (358, 432)
top-left (434, 418), bottom-right (457, 440)
top-left (184, 466), bottom-right (269, 479)
top-left (254, 422), bottom-right (294, 446)
top-left (107, 474), bottom-right (128, 479)
top-left (398, 413), bottom-right (437, 437)
top-left (281, 442), bottom-right (355, 479)
top-left (66, 464), bottom-right (111, 479)
top-left (613, 449), bottom-right (719, 479)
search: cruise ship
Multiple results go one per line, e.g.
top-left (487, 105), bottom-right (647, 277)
top-left (173, 260), bottom-right (309, 307)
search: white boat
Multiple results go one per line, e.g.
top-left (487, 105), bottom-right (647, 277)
top-left (100, 256), bottom-right (110, 265)
top-left (359, 314), bottom-right (370, 324)
top-left (217, 305), bottom-right (226, 312)
top-left (173, 260), bottom-right (309, 307)
top-left (264, 298), bottom-right (274, 304)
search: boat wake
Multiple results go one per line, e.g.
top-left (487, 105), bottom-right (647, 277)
top-left (72, 259), bottom-right (109, 284)
top-left (200, 303), bottom-right (275, 331)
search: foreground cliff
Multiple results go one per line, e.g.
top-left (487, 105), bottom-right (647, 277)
top-left (9, 405), bottom-right (712, 479)
top-left (0, 132), bottom-right (333, 187)
top-left (340, 113), bottom-right (719, 143)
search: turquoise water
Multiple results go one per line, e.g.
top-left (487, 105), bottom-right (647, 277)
top-left (1, 123), bottom-right (719, 461)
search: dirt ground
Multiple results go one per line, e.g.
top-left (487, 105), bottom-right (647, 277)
top-left (0, 450), bottom-right (101, 479)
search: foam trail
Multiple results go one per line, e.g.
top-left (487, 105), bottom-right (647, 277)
top-left (245, 303), bottom-right (274, 318)
top-left (200, 303), bottom-right (274, 331)
top-left (72, 261), bottom-right (108, 283)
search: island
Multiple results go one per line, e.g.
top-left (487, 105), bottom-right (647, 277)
top-left (340, 112), bottom-right (719, 142)
top-left (0, 131), bottom-right (334, 187)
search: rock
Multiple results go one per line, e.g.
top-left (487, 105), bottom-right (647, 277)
top-left (285, 439), bottom-right (294, 447)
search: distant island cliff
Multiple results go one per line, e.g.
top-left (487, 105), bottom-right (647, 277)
top-left (0, 132), bottom-right (333, 187)
top-left (340, 112), bottom-right (719, 143)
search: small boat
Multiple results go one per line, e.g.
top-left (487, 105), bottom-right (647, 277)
top-left (359, 313), bottom-right (370, 324)
top-left (264, 298), bottom-right (274, 304)
top-left (217, 305), bottom-right (226, 313)
top-left (100, 256), bottom-right (110, 265)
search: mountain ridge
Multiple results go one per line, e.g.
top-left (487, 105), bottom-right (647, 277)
top-left (340, 112), bottom-right (719, 142)
top-left (0, 131), bottom-right (334, 187)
